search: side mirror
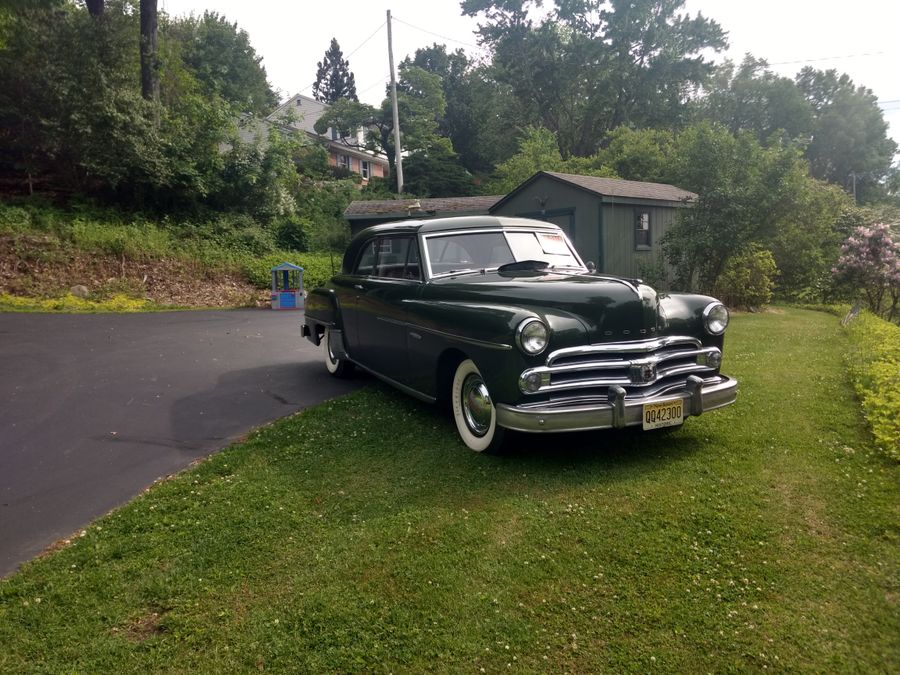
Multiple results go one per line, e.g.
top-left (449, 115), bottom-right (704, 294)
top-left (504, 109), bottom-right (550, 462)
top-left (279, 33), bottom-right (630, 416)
top-left (586, 261), bottom-right (596, 273)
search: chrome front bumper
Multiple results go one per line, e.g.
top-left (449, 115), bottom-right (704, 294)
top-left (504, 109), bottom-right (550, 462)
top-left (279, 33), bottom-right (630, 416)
top-left (496, 375), bottom-right (737, 433)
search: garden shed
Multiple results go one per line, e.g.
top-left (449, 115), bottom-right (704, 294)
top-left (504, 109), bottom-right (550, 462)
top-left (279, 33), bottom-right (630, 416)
top-left (489, 171), bottom-right (696, 278)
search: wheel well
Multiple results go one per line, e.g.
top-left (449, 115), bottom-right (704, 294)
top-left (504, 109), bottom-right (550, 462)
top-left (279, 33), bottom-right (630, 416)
top-left (435, 348), bottom-right (467, 408)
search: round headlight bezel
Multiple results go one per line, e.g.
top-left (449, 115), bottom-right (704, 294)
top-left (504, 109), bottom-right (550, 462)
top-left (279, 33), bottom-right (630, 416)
top-left (703, 302), bottom-right (729, 335)
top-left (516, 318), bottom-right (549, 355)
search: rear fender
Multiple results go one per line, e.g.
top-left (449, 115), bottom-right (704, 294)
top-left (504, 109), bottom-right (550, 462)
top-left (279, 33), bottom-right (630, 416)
top-left (303, 288), bottom-right (342, 346)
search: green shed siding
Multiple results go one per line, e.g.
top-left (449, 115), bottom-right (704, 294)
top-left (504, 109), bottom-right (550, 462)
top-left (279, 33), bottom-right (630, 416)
top-left (601, 200), bottom-right (678, 278)
top-left (490, 178), bottom-right (604, 268)
top-left (490, 174), bottom-right (685, 278)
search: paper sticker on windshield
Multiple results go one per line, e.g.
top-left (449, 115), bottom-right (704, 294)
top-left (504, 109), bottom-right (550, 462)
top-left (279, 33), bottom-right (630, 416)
top-left (538, 232), bottom-right (569, 255)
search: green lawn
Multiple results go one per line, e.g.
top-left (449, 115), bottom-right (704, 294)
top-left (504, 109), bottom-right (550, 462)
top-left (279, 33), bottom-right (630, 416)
top-left (0, 309), bottom-right (896, 672)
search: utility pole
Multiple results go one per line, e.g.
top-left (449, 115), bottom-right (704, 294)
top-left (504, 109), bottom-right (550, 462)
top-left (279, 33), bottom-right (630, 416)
top-left (387, 9), bottom-right (404, 195)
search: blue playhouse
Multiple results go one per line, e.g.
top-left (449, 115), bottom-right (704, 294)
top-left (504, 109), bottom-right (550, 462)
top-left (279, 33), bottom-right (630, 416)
top-left (270, 262), bottom-right (304, 310)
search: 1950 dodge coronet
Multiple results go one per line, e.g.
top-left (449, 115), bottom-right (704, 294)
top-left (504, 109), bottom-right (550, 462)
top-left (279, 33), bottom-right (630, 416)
top-left (302, 216), bottom-right (737, 452)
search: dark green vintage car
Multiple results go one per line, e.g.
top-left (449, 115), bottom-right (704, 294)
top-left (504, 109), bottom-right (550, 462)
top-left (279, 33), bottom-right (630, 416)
top-left (302, 216), bottom-right (737, 452)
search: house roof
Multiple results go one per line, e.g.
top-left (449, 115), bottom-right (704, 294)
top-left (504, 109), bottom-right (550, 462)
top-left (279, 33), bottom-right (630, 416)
top-left (490, 171), bottom-right (697, 212)
top-left (344, 195), bottom-right (504, 220)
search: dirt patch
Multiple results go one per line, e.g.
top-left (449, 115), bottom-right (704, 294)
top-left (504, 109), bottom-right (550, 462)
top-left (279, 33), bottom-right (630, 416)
top-left (0, 234), bottom-right (270, 308)
top-left (117, 610), bottom-right (166, 642)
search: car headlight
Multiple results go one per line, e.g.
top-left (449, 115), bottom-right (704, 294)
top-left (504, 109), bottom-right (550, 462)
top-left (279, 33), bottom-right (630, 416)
top-left (703, 302), bottom-right (729, 335)
top-left (516, 318), bottom-right (549, 355)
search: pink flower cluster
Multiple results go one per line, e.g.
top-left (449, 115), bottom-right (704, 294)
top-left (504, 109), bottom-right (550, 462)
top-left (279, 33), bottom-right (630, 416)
top-left (833, 223), bottom-right (900, 286)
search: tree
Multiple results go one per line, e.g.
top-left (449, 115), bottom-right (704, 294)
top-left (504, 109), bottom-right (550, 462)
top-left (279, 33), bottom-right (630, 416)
top-left (169, 11), bottom-right (277, 115)
top-left (462, 0), bottom-right (727, 157)
top-left (402, 43), bottom-right (526, 174)
top-left (403, 139), bottom-right (475, 197)
top-left (698, 55), bottom-right (814, 144)
top-left (139, 0), bottom-right (159, 107)
top-left (660, 123), bottom-right (815, 292)
top-left (488, 126), bottom-right (616, 193)
top-left (832, 223), bottom-right (900, 320)
top-left (796, 68), bottom-right (898, 204)
top-left (312, 38), bottom-right (357, 104)
top-left (313, 64), bottom-right (448, 190)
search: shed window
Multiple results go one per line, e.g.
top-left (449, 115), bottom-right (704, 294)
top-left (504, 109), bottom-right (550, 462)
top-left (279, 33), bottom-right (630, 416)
top-left (635, 211), bottom-right (651, 249)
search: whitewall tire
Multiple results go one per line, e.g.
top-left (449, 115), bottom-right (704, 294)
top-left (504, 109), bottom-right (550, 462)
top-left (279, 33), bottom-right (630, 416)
top-left (451, 359), bottom-right (505, 453)
top-left (324, 327), bottom-right (353, 378)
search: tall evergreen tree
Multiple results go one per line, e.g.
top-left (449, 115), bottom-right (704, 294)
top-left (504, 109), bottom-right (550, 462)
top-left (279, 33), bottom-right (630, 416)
top-left (312, 38), bottom-right (357, 103)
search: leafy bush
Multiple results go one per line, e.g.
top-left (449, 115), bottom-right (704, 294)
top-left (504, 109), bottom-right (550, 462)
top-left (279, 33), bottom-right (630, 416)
top-left (0, 205), bottom-right (32, 234)
top-left (844, 311), bottom-right (900, 461)
top-left (242, 252), bottom-right (338, 290)
top-left (275, 218), bottom-right (311, 252)
top-left (69, 219), bottom-right (173, 259)
top-left (714, 247), bottom-right (778, 309)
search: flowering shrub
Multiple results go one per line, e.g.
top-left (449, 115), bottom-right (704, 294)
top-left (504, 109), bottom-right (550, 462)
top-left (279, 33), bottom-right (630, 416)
top-left (0, 293), bottom-right (153, 312)
top-left (832, 223), bottom-right (900, 321)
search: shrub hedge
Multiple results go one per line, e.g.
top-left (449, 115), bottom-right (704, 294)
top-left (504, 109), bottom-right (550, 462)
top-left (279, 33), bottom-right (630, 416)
top-left (843, 311), bottom-right (900, 461)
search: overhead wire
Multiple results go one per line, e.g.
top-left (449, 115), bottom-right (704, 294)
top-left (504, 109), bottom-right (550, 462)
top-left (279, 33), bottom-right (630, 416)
top-left (391, 16), bottom-right (482, 51)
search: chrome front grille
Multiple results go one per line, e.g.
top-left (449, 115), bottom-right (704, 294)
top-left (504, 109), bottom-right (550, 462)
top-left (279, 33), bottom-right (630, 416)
top-left (519, 336), bottom-right (721, 398)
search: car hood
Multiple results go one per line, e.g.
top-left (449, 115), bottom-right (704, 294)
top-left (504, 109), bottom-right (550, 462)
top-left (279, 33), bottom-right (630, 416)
top-left (427, 271), bottom-right (661, 343)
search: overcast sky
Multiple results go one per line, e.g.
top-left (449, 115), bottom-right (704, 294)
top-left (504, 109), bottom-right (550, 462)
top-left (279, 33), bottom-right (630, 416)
top-left (161, 0), bottom-right (900, 150)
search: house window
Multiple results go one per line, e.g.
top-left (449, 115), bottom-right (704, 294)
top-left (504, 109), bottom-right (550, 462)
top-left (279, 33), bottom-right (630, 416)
top-left (338, 154), bottom-right (350, 170)
top-left (635, 211), bottom-right (651, 249)
top-left (361, 160), bottom-right (370, 180)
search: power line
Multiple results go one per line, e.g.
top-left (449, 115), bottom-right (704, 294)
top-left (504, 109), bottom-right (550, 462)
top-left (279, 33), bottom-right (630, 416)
top-left (392, 16), bottom-right (482, 50)
top-left (291, 24), bottom-right (388, 97)
top-left (344, 22), bottom-right (387, 60)
top-left (358, 74), bottom-right (390, 96)
top-left (768, 50), bottom-right (889, 66)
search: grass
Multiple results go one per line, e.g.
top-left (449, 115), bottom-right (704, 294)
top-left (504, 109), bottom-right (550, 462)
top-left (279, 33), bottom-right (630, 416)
top-left (0, 309), bottom-right (897, 672)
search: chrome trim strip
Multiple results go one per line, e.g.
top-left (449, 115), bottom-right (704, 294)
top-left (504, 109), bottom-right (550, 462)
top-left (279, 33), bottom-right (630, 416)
top-left (546, 336), bottom-right (701, 365)
top-left (520, 345), bottom-right (722, 394)
top-left (354, 363), bottom-right (437, 404)
top-left (406, 323), bottom-right (513, 351)
top-left (496, 376), bottom-right (738, 433)
top-left (370, 316), bottom-right (513, 351)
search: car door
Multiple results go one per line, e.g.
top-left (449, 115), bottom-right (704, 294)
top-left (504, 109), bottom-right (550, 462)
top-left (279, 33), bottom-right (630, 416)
top-left (354, 235), bottom-right (423, 382)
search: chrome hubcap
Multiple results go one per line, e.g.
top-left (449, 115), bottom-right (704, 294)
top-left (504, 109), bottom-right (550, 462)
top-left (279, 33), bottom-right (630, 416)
top-left (462, 374), bottom-right (493, 437)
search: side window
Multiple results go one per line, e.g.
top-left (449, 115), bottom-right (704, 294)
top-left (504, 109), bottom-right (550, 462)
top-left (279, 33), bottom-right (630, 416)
top-left (635, 211), bottom-right (651, 250)
top-left (375, 237), bottom-right (411, 278)
top-left (355, 239), bottom-right (377, 276)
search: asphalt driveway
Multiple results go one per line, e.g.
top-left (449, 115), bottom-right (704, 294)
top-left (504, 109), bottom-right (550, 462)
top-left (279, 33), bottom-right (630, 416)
top-left (0, 309), bottom-right (358, 577)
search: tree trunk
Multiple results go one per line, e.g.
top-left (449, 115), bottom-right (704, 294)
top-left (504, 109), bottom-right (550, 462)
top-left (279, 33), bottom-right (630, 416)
top-left (139, 0), bottom-right (159, 112)
top-left (86, 0), bottom-right (104, 17)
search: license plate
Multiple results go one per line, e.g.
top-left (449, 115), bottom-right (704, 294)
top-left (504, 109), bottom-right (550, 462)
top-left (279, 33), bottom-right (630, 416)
top-left (642, 399), bottom-right (684, 430)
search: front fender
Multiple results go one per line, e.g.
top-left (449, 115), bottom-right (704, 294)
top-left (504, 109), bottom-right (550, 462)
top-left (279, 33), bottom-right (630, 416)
top-left (659, 293), bottom-right (725, 349)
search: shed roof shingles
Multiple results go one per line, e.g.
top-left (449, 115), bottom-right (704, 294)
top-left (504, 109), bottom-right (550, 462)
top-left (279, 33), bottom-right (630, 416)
top-left (542, 171), bottom-right (697, 202)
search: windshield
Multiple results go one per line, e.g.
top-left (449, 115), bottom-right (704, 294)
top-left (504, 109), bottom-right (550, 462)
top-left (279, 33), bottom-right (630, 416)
top-left (424, 229), bottom-right (584, 278)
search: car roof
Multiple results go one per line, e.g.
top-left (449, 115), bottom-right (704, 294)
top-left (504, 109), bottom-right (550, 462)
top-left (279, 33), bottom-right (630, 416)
top-left (356, 215), bottom-right (561, 239)
top-left (342, 216), bottom-right (564, 274)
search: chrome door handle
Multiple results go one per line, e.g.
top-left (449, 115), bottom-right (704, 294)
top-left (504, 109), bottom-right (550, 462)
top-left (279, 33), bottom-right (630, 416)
top-left (353, 284), bottom-right (364, 290)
